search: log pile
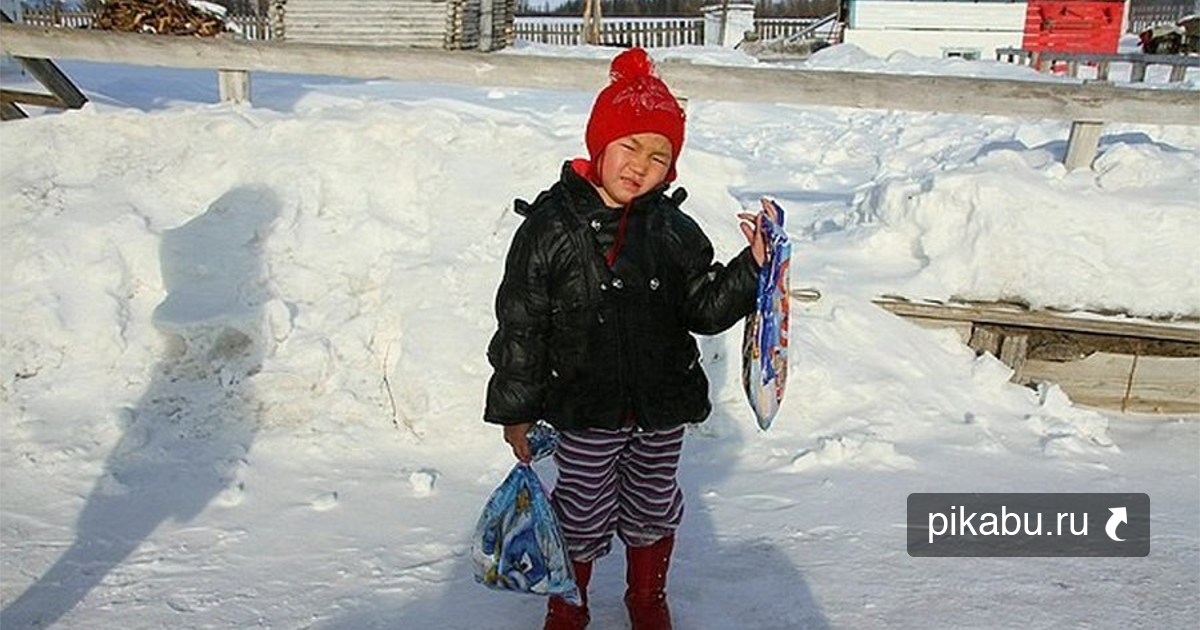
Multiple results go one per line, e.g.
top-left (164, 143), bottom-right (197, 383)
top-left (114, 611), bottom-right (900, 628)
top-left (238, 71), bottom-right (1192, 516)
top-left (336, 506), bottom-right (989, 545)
top-left (93, 0), bottom-right (228, 37)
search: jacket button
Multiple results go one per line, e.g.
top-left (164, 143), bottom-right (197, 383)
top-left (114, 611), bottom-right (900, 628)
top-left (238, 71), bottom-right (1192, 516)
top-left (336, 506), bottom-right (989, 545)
top-left (597, 314), bottom-right (606, 324)
top-left (649, 278), bottom-right (660, 291)
top-left (612, 277), bottom-right (624, 290)
top-left (590, 219), bottom-right (602, 231)
top-left (599, 282), bottom-right (608, 291)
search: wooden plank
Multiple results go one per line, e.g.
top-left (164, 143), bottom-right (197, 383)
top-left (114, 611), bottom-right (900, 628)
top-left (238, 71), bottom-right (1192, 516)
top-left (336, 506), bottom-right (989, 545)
top-left (1126, 356), bottom-right (1200, 414)
top-left (1023, 353), bottom-right (1135, 411)
top-left (904, 316), bottom-right (974, 344)
top-left (1000, 333), bottom-right (1029, 382)
top-left (873, 299), bottom-right (1200, 344)
top-left (0, 88), bottom-right (65, 108)
top-left (1065, 120), bottom-right (1103, 170)
top-left (1, 23), bottom-right (1197, 126)
top-left (0, 101), bottom-right (28, 120)
top-left (969, 326), bottom-right (1002, 357)
top-left (10, 56), bottom-right (87, 109)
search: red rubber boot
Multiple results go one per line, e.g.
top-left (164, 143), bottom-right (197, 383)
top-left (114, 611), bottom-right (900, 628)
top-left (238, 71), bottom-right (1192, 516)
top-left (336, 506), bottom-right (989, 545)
top-left (624, 536), bottom-right (674, 630)
top-left (543, 561), bottom-right (592, 630)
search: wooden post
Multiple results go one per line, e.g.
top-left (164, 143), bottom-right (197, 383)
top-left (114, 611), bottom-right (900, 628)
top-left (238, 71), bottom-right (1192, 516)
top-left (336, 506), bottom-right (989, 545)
top-left (1131, 61), bottom-right (1147, 82)
top-left (218, 68), bottom-right (250, 104)
top-left (1169, 64), bottom-right (1187, 82)
top-left (718, 0), bottom-right (731, 47)
top-left (1097, 61), bottom-right (1110, 81)
top-left (1065, 120), bottom-right (1104, 170)
top-left (581, 0), bottom-right (601, 46)
top-left (969, 326), bottom-right (1002, 357)
top-left (480, 0), bottom-right (494, 51)
top-left (1000, 334), bottom-right (1030, 382)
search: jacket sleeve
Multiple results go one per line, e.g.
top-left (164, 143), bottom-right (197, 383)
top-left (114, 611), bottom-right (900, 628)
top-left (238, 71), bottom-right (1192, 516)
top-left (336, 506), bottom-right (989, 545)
top-left (673, 215), bottom-right (760, 335)
top-left (484, 218), bottom-right (552, 425)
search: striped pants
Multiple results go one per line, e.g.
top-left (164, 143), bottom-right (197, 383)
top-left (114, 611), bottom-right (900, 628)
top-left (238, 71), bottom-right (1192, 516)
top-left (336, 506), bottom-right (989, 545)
top-left (551, 425), bottom-right (685, 563)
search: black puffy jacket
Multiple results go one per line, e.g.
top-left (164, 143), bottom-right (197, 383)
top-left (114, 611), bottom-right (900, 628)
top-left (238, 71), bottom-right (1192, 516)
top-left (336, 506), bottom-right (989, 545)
top-left (484, 162), bottom-right (759, 432)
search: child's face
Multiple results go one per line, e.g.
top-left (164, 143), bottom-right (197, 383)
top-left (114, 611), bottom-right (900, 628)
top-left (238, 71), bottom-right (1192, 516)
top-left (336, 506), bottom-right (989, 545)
top-left (595, 132), bottom-right (673, 207)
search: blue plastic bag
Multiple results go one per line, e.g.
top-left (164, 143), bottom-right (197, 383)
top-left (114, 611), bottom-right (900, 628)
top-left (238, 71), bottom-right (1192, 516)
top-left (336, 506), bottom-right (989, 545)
top-left (471, 423), bottom-right (579, 604)
top-left (742, 198), bottom-right (791, 430)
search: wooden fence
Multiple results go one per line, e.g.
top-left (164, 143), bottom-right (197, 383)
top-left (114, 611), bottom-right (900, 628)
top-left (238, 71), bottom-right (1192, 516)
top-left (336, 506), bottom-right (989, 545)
top-left (512, 15), bottom-right (818, 47)
top-left (19, 8), bottom-right (94, 29)
top-left (513, 16), bottom-right (703, 47)
top-left (753, 16), bottom-right (819, 41)
top-left (1127, 3), bottom-right (1193, 34)
top-left (996, 47), bottom-right (1199, 83)
top-left (15, 10), bottom-right (825, 47)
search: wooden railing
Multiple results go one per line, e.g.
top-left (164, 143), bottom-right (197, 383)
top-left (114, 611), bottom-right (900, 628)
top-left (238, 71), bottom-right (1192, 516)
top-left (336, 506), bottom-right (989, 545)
top-left (753, 17), bottom-right (818, 41)
top-left (2, 23), bottom-right (1196, 170)
top-left (995, 47), bottom-right (1199, 83)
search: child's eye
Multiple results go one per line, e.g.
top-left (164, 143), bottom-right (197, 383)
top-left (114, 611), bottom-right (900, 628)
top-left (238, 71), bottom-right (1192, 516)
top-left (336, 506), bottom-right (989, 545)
top-left (652, 156), bottom-right (668, 166)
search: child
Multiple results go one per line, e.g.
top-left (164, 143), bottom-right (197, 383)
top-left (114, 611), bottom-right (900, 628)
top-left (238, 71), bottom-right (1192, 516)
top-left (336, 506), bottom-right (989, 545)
top-left (484, 47), bottom-right (771, 630)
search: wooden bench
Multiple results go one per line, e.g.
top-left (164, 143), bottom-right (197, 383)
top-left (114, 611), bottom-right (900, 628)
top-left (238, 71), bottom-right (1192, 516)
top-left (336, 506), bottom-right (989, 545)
top-left (873, 296), bottom-right (1200, 414)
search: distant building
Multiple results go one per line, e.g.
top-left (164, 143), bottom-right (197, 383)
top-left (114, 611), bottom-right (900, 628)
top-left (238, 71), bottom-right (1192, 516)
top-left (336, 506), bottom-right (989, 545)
top-left (1127, 0), bottom-right (1200, 32)
top-left (278, 0), bottom-right (516, 50)
top-left (841, 0), bottom-right (1029, 59)
top-left (840, 0), bottom-right (1129, 59)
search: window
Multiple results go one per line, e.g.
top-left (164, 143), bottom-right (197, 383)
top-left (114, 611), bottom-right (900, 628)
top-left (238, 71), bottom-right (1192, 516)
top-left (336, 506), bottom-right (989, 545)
top-left (943, 47), bottom-right (982, 60)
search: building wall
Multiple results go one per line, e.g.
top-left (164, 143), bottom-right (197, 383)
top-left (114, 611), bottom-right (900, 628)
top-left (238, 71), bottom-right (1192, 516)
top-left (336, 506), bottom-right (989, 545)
top-left (282, 0), bottom-right (514, 49)
top-left (843, 29), bottom-right (1025, 58)
top-left (843, 0), bottom-right (1028, 58)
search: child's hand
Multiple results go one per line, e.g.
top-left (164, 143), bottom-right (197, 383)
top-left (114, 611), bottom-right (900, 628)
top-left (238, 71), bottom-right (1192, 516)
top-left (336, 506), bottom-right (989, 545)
top-left (504, 422), bottom-right (535, 463)
top-left (738, 198), bottom-right (779, 267)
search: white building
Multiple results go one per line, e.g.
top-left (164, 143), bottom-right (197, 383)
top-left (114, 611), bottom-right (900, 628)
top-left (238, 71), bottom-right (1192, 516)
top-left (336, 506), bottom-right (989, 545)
top-left (841, 0), bottom-right (1029, 59)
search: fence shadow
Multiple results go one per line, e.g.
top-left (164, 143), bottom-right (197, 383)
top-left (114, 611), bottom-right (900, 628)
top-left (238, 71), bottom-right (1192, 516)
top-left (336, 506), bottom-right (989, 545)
top-left (0, 186), bottom-right (279, 629)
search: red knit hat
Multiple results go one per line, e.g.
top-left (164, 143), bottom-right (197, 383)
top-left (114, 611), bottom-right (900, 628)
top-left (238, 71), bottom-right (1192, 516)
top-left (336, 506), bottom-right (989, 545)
top-left (585, 48), bottom-right (686, 183)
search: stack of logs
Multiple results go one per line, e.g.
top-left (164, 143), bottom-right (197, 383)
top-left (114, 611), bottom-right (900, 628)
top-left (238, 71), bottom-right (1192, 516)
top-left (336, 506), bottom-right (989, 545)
top-left (93, 0), bottom-right (228, 37)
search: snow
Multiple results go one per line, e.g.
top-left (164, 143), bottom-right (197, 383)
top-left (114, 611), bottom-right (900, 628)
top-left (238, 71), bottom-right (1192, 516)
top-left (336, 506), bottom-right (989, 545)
top-left (1, 42), bottom-right (1198, 630)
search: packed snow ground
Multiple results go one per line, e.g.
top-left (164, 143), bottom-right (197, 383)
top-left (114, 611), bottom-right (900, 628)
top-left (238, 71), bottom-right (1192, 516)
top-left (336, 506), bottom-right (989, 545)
top-left (1, 43), bottom-right (1197, 629)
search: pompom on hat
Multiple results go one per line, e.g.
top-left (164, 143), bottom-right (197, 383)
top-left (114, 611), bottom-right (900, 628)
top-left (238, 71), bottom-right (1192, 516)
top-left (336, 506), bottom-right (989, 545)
top-left (585, 47), bottom-right (686, 183)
